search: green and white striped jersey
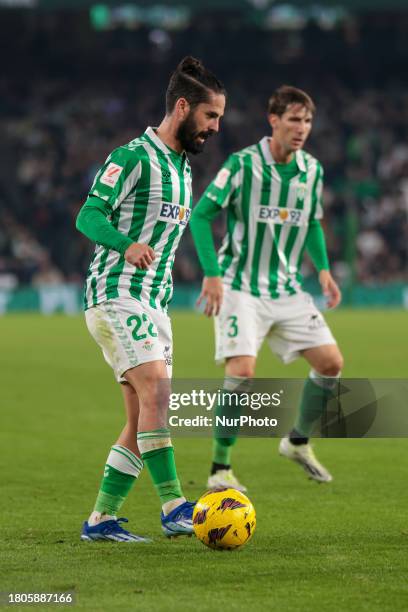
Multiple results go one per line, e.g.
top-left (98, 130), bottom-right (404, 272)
top-left (84, 127), bottom-right (193, 311)
top-left (203, 136), bottom-right (324, 299)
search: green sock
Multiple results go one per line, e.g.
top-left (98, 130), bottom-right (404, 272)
top-left (295, 372), bottom-right (338, 438)
top-left (137, 429), bottom-right (183, 505)
top-left (212, 383), bottom-right (246, 465)
top-left (213, 438), bottom-right (233, 465)
top-left (94, 445), bottom-right (143, 515)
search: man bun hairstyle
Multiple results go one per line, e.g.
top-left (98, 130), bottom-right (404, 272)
top-left (166, 56), bottom-right (225, 114)
top-left (268, 85), bottom-right (315, 116)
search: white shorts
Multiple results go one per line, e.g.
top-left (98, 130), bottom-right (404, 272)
top-left (215, 287), bottom-right (336, 365)
top-left (85, 297), bottom-right (172, 382)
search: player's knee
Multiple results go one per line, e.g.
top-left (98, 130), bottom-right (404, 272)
top-left (137, 376), bottom-right (170, 411)
top-left (319, 355), bottom-right (343, 377)
top-left (226, 366), bottom-right (255, 379)
top-left (226, 357), bottom-right (256, 380)
top-left (234, 368), bottom-right (254, 379)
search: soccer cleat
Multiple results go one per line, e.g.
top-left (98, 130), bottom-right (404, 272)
top-left (279, 436), bottom-right (333, 483)
top-left (207, 469), bottom-right (248, 493)
top-left (81, 517), bottom-right (152, 543)
top-left (161, 501), bottom-right (195, 537)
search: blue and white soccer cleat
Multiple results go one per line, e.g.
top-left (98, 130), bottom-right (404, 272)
top-left (81, 517), bottom-right (152, 543)
top-left (161, 501), bottom-right (195, 537)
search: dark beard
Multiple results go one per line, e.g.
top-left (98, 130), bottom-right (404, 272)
top-left (176, 112), bottom-right (213, 155)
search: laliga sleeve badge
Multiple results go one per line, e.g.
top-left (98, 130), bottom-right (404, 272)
top-left (100, 163), bottom-right (124, 188)
top-left (214, 167), bottom-right (231, 189)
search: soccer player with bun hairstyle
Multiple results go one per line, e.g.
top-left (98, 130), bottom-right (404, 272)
top-left (163, 56), bottom-right (226, 154)
top-left (76, 57), bottom-right (225, 542)
top-left (191, 84), bottom-right (344, 490)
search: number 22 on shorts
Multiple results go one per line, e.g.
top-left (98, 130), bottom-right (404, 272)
top-left (127, 313), bottom-right (158, 341)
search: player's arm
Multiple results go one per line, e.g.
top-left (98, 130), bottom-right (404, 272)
top-left (76, 149), bottom-right (154, 270)
top-left (190, 155), bottom-right (240, 316)
top-left (305, 163), bottom-right (341, 308)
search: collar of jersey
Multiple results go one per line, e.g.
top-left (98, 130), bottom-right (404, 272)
top-left (259, 136), bottom-right (306, 172)
top-left (144, 126), bottom-right (186, 161)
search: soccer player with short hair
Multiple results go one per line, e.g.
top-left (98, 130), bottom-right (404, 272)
top-left (190, 85), bottom-right (343, 490)
top-left (76, 57), bottom-right (225, 541)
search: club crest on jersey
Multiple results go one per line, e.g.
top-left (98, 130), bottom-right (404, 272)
top-left (257, 206), bottom-right (306, 226)
top-left (159, 202), bottom-right (191, 226)
top-left (296, 183), bottom-right (308, 201)
top-left (162, 169), bottom-right (172, 184)
top-left (99, 162), bottom-right (123, 188)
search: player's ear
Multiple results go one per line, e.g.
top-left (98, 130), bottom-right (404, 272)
top-left (268, 113), bottom-right (279, 131)
top-left (174, 97), bottom-right (191, 120)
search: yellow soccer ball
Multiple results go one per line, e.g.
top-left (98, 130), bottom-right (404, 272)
top-left (193, 488), bottom-right (256, 550)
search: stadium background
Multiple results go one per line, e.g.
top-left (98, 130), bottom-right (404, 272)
top-left (1, 0), bottom-right (407, 311)
top-left (1, 2), bottom-right (408, 611)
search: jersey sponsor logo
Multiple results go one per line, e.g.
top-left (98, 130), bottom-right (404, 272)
top-left (214, 167), bottom-right (231, 189)
top-left (257, 206), bottom-right (307, 226)
top-left (99, 162), bottom-right (124, 188)
top-left (158, 202), bottom-right (191, 226)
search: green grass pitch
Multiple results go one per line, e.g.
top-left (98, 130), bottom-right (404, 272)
top-left (1, 309), bottom-right (408, 611)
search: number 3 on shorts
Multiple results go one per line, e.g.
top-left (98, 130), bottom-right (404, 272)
top-left (127, 314), bottom-right (158, 341)
top-left (227, 315), bottom-right (238, 338)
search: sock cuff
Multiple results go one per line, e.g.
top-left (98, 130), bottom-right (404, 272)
top-left (223, 376), bottom-right (252, 392)
top-left (137, 429), bottom-right (172, 454)
top-left (310, 369), bottom-right (340, 390)
top-left (138, 428), bottom-right (170, 438)
top-left (107, 445), bottom-right (143, 477)
top-left (140, 445), bottom-right (174, 461)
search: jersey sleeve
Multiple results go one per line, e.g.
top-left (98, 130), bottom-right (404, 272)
top-left (201, 154), bottom-right (241, 209)
top-left (311, 163), bottom-right (324, 220)
top-left (305, 219), bottom-right (330, 272)
top-left (88, 147), bottom-right (142, 213)
top-left (76, 195), bottom-right (133, 254)
top-left (190, 195), bottom-right (223, 277)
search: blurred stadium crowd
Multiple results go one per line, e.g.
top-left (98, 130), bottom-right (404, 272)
top-left (1, 9), bottom-right (407, 291)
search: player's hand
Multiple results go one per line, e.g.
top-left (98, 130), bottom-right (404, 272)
top-left (196, 276), bottom-right (224, 317)
top-left (124, 243), bottom-right (155, 270)
top-left (319, 270), bottom-right (341, 309)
